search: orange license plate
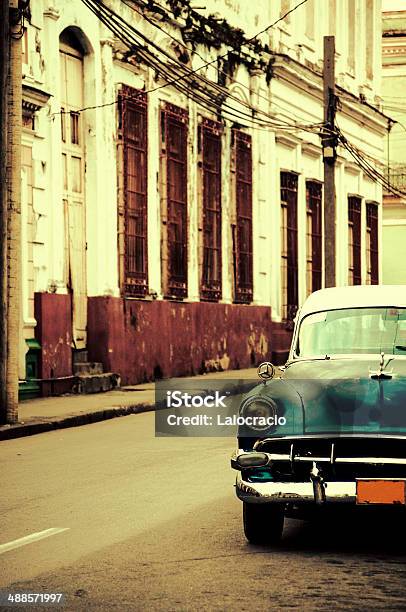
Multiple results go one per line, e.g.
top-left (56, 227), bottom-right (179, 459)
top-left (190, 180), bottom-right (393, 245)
top-left (356, 480), bottom-right (406, 505)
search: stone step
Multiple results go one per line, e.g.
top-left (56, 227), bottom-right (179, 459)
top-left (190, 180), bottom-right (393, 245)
top-left (73, 350), bottom-right (89, 364)
top-left (75, 373), bottom-right (121, 395)
top-left (73, 362), bottom-right (104, 375)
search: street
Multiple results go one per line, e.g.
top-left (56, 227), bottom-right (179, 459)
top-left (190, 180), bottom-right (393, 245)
top-left (2, 413), bottom-right (406, 611)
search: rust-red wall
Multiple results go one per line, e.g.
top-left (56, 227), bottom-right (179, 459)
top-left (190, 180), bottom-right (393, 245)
top-left (271, 322), bottom-right (293, 365)
top-left (87, 297), bottom-right (274, 385)
top-left (34, 293), bottom-right (72, 396)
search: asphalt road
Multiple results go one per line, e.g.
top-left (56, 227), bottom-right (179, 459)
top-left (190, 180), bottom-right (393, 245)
top-left (2, 413), bottom-right (406, 611)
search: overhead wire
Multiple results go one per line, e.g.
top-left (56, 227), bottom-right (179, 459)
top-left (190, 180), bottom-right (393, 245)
top-left (80, 0), bottom-right (317, 131)
top-left (120, 0), bottom-right (325, 132)
top-left (74, 0), bottom-right (323, 135)
top-left (122, 1), bottom-right (406, 196)
top-left (74, 0), bottom-right (406, 199)
top-left (53, 0), bottom-right (406, 198)
top-left (336, 129), bottom-right (406, 197)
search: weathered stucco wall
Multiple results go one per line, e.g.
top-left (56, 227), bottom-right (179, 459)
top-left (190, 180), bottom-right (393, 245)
top-left (20, 1), bottom-right (386, 391)
top-left (87, 297), bottom-right (275, 384)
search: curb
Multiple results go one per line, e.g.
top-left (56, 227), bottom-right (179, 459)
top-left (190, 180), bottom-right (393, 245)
top-left (0, 378), bottom-right (259, 442)
top-left (0, 402), bottom-right (154, 441)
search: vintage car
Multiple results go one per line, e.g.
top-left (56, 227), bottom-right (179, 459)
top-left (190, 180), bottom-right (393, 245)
top-left (231, 285), bottom-right (406, 545)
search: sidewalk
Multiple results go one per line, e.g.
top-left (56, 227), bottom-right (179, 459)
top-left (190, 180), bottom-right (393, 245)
top-left (0, 368), bottom-right (259, 441)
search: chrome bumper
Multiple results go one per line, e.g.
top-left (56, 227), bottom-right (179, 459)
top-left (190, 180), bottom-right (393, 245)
top-left (236, 472), bottom-right (356, 504)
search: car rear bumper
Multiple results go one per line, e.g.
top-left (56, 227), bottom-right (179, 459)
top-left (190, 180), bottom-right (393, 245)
top-left (236, 472), bottom-right (356, 504)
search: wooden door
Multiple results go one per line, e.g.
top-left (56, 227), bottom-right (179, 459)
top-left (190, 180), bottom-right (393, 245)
top-left (60, 41), bottom-right (87, 348)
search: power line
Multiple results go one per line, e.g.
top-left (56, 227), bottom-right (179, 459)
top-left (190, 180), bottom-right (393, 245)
top-left (74, 0), bottom-right (318, 134)
top-left (243, 0), bottom-right (309, 42)
top-left (121, 0), bottom-right (322, 133)
top-left (337, 129), bottom-right (406, 197)
top-left (106, 0), bottom-right (308, 124)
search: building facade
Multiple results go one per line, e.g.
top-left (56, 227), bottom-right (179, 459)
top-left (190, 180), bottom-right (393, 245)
top-left (20, 0), bottom-right (387, 393)
top-left (381, 4), bottom-right (406, 284)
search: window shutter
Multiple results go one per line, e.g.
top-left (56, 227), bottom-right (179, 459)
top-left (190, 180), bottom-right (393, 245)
top-left (234, 130), bottom-right (253, 304)
top-left (306, 181), bottom-right (323, 294)
top-left (120, 86), bottom-right (148, 297)
top-left (162, 103), bottom-right (188, 299)
top-left (366, 202), bottom-right (379, 285)
top-left (200, 118), bottom-right (222, 301)
top-left (281, 172), bottom-right (299, 322)
top-left (348, 196), bottom-right (362, 286)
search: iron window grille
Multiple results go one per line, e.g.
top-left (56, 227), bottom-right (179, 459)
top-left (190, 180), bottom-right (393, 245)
top-left (233, 130), bottom-right (253, 304)
top-left (366, 202), bottom-right (379, 285)
top-left (348, 196), bottom-right (362, 286)
top-left (161, 103), bottom-right (188, 299)
top-left (281, 172), bottom-right (298, 323)
top-left (200, 118), bottom-right (222, 301)
top-left (306, 181), bottom-right (323, 295)
top-left (120, 85), bottom-right (148, 297)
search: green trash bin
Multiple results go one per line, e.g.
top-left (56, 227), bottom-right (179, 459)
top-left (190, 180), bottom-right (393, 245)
top-left (19, 339), bottom-right (41, 400)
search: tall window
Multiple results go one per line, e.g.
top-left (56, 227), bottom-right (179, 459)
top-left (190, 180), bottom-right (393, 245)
top-left (348, 196), bottom-right (361, 285)
top-left (306, 181), bottom-right (323, 295)
top-left (120, 86), bottom-right (148, 297)
top-left (200, 119), bottom-right (222, 301)
top-left (366, 202), bottom-right (379, 285)
top-left (233, 130), bottom-right (253, 304)
top-left (161, 103), bottom-right (188, 299)
top-left (281, 172), bottom-right (298, 322)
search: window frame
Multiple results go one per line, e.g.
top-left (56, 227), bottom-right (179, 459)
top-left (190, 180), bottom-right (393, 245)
top-left (119, 85), bottom-right (149, 298)
top-left (366, 201), bottom-right (379, 285)
top-left (233, 129), bottom-right (253, 305)
top-left (281, 171), bottom-right (299, 322)
top-left (306, 180), bottom-right (323, 295)
top-left (161, 103), bottom-right (189, 300)
top-left (348, 196), bottom-right (362, 286)
top-left (199, 118), bottom-right (223, 302)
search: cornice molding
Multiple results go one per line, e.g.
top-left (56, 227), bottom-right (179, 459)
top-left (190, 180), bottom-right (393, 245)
top-left (301, 141), bottom-right (321, 158)
top-left (22, 84), bottom-right (51, 116)
top-left (275, 131), bottom-right (301, 149)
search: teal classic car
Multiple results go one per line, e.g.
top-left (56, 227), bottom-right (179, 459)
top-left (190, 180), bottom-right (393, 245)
top-left (231, 285), bottom-right (406, 545)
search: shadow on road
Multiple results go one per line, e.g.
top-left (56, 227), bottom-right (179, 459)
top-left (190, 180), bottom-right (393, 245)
top-left (272, 508), bottom-right (406, 558)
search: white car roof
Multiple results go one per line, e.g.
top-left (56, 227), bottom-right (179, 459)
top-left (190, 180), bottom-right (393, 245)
top-left (299, 285), bottom-right (406, 318)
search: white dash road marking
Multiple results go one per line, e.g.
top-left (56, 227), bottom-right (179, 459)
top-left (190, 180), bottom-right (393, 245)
top-left (0, 528), bottom-right (70, 555)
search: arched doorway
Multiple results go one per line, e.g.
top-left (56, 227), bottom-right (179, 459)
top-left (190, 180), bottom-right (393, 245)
top-left (59, 28), bottom-right (87, 349)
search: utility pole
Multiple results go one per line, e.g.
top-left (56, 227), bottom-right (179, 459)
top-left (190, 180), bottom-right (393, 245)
top-left (5, 0), bottom-right (23, 423)
top-left (0, 0), bottom-right (10, 425)
top-left (322, 35), bottom-right (337, 288)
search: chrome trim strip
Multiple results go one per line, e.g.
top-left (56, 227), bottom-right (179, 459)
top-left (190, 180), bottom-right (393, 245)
top-left (232, 451), bottom-right (406, 469)
top-left (236, 473), bottom-right (356, 504)
top-left (289, 442), bottom-right (294, 471)
top-left (336, 457), bottom-right (406, 465)
top-left (255, 434), bottom-right (406, 445)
